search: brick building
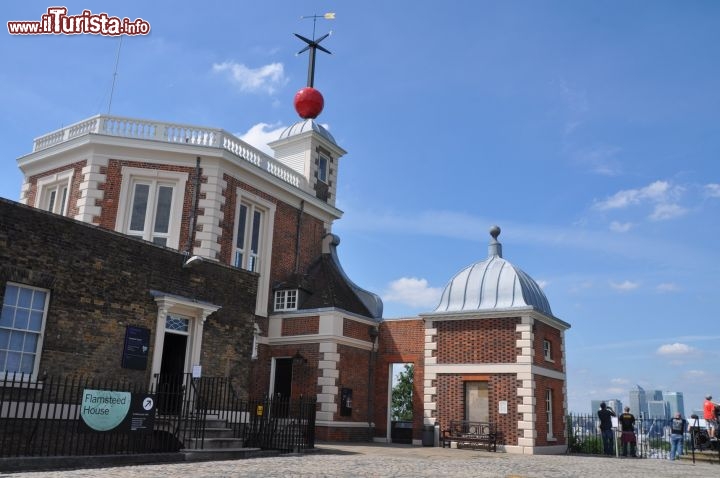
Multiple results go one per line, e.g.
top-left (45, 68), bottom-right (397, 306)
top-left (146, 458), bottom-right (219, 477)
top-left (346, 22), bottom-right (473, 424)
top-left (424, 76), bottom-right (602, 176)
top-left (6, 108), bottom-right (569, 453)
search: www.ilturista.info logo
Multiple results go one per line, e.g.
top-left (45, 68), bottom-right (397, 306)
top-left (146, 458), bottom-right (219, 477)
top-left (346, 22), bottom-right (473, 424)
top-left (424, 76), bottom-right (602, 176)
top-left (7, 7), bottom-right (150, 36)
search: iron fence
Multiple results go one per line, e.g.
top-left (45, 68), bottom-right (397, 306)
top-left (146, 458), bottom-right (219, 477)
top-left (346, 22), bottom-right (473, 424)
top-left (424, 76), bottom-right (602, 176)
top-left (0, 372), bottom-right (316, 457)
top-left (566, 413), bottom-right (720, 460)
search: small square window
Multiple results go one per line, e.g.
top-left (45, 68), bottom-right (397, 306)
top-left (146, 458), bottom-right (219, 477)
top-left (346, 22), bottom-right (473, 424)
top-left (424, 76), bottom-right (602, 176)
top-left (274, 290), bottom-right (298, 311)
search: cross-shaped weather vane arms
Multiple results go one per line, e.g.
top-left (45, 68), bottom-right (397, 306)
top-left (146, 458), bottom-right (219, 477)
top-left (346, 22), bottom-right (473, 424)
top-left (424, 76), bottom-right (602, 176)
top-left (296, 12), bottom-right (334, 88)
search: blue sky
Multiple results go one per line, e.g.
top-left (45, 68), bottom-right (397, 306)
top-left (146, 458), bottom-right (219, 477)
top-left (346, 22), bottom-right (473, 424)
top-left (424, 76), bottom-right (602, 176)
top-left (3, 1), bottom-right (719, 415)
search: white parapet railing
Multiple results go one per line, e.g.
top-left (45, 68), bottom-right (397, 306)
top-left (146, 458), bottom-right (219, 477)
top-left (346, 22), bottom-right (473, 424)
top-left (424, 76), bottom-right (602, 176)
top-left (32, 114), bottom-right (304, 189)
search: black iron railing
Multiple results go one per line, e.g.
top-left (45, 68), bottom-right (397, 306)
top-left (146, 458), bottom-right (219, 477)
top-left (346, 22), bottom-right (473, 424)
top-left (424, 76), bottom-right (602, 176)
top-left (566, 413), bottom-right (720, 460)
top-left (0, 372), bottom-right (316, 457)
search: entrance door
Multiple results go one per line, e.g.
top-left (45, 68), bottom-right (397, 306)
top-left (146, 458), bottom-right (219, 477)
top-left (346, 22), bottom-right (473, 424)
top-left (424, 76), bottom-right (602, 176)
top-left (465, 381), bottom-right (489, 422)
top-left (273, 358), bottom-right (292, 399)
top-left (157, 332), bottom-right (188, 415)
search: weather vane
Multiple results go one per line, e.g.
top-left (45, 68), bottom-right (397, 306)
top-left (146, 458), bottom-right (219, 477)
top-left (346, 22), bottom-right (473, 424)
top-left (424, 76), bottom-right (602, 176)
top-left (292, 13), bottom-right (335, 120)
top-left (295, 12), bottom-right (334, 87)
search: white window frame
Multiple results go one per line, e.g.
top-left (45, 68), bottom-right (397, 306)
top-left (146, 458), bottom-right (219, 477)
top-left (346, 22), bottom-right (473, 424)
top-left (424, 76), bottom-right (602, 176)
top-left (232, 189), bottom-right (275, 317)
top-left (35, 170), bottom-right (73, 216)
top-left (274, 290), bottom-right (298, 312)
top-left (543, 339), bottom-right (553, 362)
top-left (546, 388), bottom-right (555, 440)
top-left (0, 282), bottom-right (50, 381)
top-left (115, 167), bottom-right (188, 249)
top-left (317, 154), bottom-right (329, 184)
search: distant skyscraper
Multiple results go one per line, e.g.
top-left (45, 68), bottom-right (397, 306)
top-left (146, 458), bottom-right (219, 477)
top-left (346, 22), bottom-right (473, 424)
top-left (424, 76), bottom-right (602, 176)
top-left (630, 385), bottom-right (648, 417)
top-left (647, 400), bottom-right (668, 419)
top-left (663, 391), bottom-right (685, 418)
top-left (650, 389), bottom-right (663, 401)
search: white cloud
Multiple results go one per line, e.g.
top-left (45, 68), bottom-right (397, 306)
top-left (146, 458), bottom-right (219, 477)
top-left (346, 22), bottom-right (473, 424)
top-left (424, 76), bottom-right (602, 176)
top-left (609, 280), bottom-right (639, 291)
top-left (649, 203), bottom-right (687, 221)
top-left (536, 279), bottom-right (548, 289)
top-left (684, 370), bottom-right (706, 379)
top-left (237, 122), bottom-right (286, 155)
top-left (656, 283), bottom-right (679, 293)
top-left (657, 343), bottom-right (696, 356)
top-left (609, 221), bottom-right (632, 233)
top-left (571, 145), bottom-right (622, 176)
top-left (212, 61), bottom-right (286, 94)
top-left (382, 277), bottom-right (443, 309)
top-left (611, 378), bottom-right (630, 385)
top-left (704, 183), bottom-right (720, 198)
top-left (595, 180), bottom-right (671, 210)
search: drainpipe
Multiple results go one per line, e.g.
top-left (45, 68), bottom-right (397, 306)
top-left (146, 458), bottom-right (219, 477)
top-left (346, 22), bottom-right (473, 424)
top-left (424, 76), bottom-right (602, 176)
top-left (186, 156), bottom-right (201, 255)
top-left (367, 326), bottom-right (379, 441)
top-left (293, 200), bottom-right (305, 274)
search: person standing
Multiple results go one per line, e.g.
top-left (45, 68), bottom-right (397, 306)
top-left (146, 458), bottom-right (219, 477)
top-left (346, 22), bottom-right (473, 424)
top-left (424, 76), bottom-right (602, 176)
top-left (618, 406), bottom-right (637, 457)
top-left (669, 412), bottom-right (687, 461)
top-left (704, 395), bottom-right (717, 439)
top-left (598, 402), bottom-right (616, 456)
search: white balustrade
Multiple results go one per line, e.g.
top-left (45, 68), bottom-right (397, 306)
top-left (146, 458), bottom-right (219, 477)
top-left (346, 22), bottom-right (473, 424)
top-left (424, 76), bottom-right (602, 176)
top-left (31, 114), bottom-right (306, 190)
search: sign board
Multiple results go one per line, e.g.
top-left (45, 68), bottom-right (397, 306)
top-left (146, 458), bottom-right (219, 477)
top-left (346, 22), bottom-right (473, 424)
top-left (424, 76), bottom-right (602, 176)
top-left (256, 405), bottom-right (264, 416)
top-left (498, 400), bottom-right (508, 414)
top-left (80, 389), bottom-right (156, 433)
top-left (121, 326), bottom-right (150, 370)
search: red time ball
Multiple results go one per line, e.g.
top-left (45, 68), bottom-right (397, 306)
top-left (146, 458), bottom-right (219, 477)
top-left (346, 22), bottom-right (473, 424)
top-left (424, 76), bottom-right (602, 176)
top-left (294, 87), bottom-right (324, 119)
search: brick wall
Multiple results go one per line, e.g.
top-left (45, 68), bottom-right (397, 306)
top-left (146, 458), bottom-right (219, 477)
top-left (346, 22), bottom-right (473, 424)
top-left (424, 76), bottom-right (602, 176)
top-left (0, 199), bottom-right (257, 392)
top-left (533, 375), bottom-right (566, 446)
top-left (281, 316), bottom-right (320, 336)
top-left (219, 175), bottom-right (327, 307)
top-left (533, 321), bottom-right (564, 373)
top-left (343, 318), bottom-right (374, 341)
top-left (374, 320), bottom-right (425, 440)
top-left (436, 318), bottom-right (520, 364)
top-left (436, 373), bottom-right (520, 446)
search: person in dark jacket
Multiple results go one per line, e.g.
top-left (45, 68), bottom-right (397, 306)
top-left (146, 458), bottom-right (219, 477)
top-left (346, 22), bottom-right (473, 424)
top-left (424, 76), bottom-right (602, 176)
top-left (597, 402), bottom-right (616, 455)
top-left (618, 407), bottom-right (637, 457)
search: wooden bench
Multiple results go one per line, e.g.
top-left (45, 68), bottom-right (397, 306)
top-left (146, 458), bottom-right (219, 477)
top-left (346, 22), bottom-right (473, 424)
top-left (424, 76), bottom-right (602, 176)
top-left (441, 420), bottom-right (498, 451)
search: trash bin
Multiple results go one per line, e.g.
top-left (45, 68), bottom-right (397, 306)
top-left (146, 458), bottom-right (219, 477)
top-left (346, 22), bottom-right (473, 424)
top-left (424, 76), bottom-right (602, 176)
top-left (422, 425), bottom-right (435, 447)
top-left (391, 421), bottom-right (413, 444)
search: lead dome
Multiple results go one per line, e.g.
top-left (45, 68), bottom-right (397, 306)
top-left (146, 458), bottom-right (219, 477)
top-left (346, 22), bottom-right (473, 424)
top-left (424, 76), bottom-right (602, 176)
top-left (434, 226), bottom-right (552, 316)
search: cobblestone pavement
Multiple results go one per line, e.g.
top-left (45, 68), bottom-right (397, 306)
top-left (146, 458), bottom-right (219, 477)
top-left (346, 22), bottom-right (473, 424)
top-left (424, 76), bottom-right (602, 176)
top-left (3, 444), bottom-right (718, 478)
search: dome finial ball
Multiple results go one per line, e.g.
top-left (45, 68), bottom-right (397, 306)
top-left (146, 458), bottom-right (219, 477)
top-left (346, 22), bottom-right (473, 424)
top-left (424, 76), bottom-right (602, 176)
top-left (490, 225), bottom-right (501, 240)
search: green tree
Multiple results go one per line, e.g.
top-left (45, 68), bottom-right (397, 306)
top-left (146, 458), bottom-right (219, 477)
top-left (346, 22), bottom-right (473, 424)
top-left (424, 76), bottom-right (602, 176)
top-left (391, 363), bottom-right (414, 421)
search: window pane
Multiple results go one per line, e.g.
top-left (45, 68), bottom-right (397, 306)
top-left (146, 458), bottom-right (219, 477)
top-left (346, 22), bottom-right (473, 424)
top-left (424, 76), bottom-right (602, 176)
top-left (5, 351), bottom-right (20, 372)
top-left (154, 186), bottom-right (173, 234)
top-left (31, 290), bottom-right (47, 311)
top-left (9, 331), bottom-right (24, 351)
top-left (20, 353), bottom-right (34, 374)
top-left (17, 288), bottom-right (33, 308)
top-left (165, 315), bottom-right (189, 332)
top-left (0, 306), bottom-right (13, 327)
top-left (247, 256), bottom-right (257, 273)
top-left (4, 285), bottom-right (19, 305)
top-left (130, 184), bottom-right (150, 231)
top-left (47, 190), bottom-right (56, 212)
top-left (23, 333), bottom-right (37, 352)
top-left (0, 330), bottom-right (9, 349)
top-left (14, 309), bottom-right (29, 329)
top-left (236, 205), bottom-right (247, 249)
top-left (234, 251), bottom-right (243, 268)
top-left (152, 237), bottom-right (168, 247)
top-left (60, 187), bottom-right (68, 214)
top-left (0, 351), bottom-right (6, 369)
top-left (250, 211), bottom-right (261, 254)
top-left (28, 311), bottom-right (43, 332)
